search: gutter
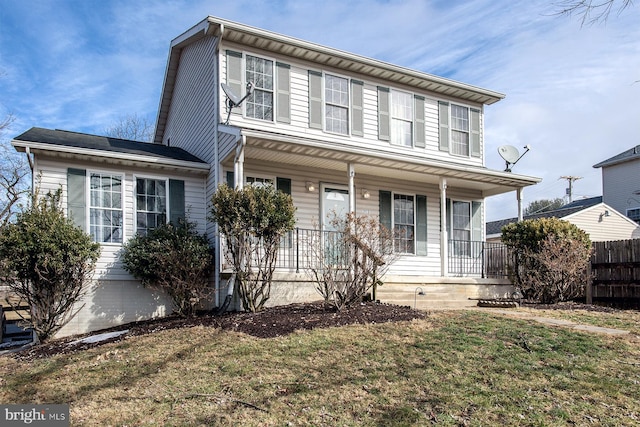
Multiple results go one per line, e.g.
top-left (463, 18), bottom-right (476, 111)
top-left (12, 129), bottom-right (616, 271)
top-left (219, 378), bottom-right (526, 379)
top-left (12, 140), bottom-right (210, 173)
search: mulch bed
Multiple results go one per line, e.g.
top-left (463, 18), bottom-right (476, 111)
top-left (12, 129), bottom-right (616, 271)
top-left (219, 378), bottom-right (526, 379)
top-left (11, 302), bottom-right (425, 361)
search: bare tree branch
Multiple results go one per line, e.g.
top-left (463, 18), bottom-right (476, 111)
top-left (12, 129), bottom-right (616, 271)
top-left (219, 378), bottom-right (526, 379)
top-left (103, 113), bottom-right (154, 142)
top-left (553, 0), bottom-right (634, 26)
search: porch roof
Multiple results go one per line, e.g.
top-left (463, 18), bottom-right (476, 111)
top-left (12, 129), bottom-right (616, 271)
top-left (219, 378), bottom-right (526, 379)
top-left (231, 129), bottom-right (541, 197)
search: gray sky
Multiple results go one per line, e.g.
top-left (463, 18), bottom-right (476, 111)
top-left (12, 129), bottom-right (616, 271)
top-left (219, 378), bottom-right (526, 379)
top-left (1, 0), bottom-right (639, 220)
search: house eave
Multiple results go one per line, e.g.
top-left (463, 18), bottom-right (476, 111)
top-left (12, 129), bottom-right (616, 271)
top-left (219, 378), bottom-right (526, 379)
top-left (12, 140), bottom-right (211, 173)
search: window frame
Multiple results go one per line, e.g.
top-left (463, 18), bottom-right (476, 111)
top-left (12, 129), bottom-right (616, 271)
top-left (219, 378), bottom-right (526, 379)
top-left (246, 175), bottom-right (275, 188)
top-left (450, 104), bottom-right (470, 157)
top-left (323, 73), bottom-right (350, 135)
top-left (88, 170), bottom-right (125, 245)
top-left (392, 192), bottom-right (416, 255)
top-left (243, 52), bottom-right (276, 122)
top-left (627, 207), bottom-right (640, 223)
top-left (134, 175), bottom-right (170, 236)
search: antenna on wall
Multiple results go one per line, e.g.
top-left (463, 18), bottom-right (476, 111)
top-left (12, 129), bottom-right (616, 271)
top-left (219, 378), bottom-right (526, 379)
top-left (221, 82), bottom-right (254, 125)
top-left (498, 144), bottom-right (531, 172)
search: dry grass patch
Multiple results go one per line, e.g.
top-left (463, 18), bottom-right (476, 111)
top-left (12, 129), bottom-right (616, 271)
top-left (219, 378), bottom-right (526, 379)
top-left (1, 311), bottom-right (639, 426)
top-left (519, 305), bottom-right (640, 335)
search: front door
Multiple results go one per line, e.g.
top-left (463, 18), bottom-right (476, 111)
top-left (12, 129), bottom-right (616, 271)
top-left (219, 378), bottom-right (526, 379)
top-left (321, 185), bottom-right (349, 265)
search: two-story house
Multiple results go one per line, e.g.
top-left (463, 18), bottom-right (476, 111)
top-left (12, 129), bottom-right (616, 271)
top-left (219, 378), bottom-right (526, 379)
top-left (12, 16), bottom-right (540, 337)
top-left (594, 145), bottom-right (640, 224)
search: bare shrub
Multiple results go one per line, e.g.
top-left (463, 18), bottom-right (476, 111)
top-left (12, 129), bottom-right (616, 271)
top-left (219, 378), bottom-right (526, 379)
top-left (306, 213), bottom-right (396, 310)
top-left (518, 235), bottom-right (592, 304)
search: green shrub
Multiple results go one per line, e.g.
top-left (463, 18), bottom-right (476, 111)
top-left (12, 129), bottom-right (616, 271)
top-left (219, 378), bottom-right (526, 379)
top-left (502, 217), bottom-right (592, 303)
top-left (210, 184), bottom-right (296, 312)
top-left (0, 190), bottom-right (100, 341)
top-left (122, 220), bottom-right (213, 317)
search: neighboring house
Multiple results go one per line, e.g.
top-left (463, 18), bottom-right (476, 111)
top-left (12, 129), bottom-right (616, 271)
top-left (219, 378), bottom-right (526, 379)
top-left (12, 16), bottom-right (541, 337)
top-left (486, 196), bottom-right (640, 243)
top-left (593, 145), bottom-right (640, 224)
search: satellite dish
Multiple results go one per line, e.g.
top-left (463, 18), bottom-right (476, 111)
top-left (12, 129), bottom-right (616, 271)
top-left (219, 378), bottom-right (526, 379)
top-left (498, 144), bottom-right (530, 172)
top-left (221, 81), bottom-right (255, 124)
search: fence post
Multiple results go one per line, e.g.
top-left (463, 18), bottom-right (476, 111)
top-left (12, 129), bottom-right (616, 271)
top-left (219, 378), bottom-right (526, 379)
top-left (586, 261), bottom-right (593, 305)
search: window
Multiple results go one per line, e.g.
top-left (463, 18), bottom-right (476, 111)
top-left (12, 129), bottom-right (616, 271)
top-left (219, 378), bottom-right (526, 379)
top-left (391, 90), bottom-right (413, 147)
top-left (89, 173), bottom-right (123, 243)
top-left (136, 178), bottom-right (167, 235)
top-left (325, 74), bottom-right (349, 134)
top-left (627, 207), bottom-right (640, 223)
top-left (245, 55), bottom-right (274, 121)
top-left (246, 176), bottom-right (274, 188)
top-left (451, 105), bottom-right (469, 156)
top-left (394, 194), bottom-right (415, 253)
top-left (439, 101), bottom-right (481, 157)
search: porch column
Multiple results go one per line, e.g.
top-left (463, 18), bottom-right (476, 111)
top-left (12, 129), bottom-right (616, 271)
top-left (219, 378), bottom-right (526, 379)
top-left (234, 134), bottom-right (246, 190)
top-left (439, 177), bottom-right (448, 277)
top-left (517, 187), bottom-right (524, 221)
top-left (348, 163), bottom-right (356, 213)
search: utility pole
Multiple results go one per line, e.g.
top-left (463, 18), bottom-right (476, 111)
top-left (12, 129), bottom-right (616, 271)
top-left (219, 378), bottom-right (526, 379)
top-left (560, 176), bottom-right (582, 203)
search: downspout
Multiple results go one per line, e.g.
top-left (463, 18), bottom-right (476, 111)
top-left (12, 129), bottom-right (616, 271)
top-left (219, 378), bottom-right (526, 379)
top-left (25, 146), bottom-right (35, 194)
top-left (439, 177), bottom-right (448, 277)
top-left (213, 23), bottom-right (224, 309)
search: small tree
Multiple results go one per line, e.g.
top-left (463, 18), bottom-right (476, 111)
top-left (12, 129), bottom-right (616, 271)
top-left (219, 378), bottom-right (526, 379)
top-left (0, 189), bottom-right (100, 341)
top-left (306, 213), bottom-right (396, 310)
top-left (121, 220), bottom-right (214, 317)
top-left (524, 198), bottom-right (566, 215)
top-left (210, 184), bottom-right (296, 313)
top-left (502, 217), bottom-right (592, 303)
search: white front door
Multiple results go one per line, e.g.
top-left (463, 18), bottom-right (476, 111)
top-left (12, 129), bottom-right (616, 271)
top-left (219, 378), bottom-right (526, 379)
top-left (321, 185), bottom-right (349, 231)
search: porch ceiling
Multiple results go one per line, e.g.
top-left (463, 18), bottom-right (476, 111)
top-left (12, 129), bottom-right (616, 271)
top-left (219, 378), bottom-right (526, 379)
top-left (235, 129), bottom-right (541, 197)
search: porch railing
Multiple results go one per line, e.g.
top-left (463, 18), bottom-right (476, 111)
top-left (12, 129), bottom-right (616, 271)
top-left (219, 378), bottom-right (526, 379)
top-left (448, 240), bottom-right (512, 278)
top-left (221, 229), bottom-right (512, 278)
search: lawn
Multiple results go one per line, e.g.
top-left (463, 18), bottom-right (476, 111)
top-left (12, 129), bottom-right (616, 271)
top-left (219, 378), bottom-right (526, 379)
top-left (1, 310), bottom-right (639, 426)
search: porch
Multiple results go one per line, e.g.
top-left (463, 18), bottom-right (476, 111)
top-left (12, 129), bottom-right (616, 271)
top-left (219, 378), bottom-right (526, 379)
top-left (220, 229), bottom-right (515, 309)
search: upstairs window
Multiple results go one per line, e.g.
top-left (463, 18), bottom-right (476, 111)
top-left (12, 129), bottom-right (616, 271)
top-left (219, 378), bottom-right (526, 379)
top-left (391, 90), bottom-right (413, 147)
top-left (245, 55), bottom-right (274, 121)
top-left (451, 105), bottom-right (470, 156)
top-left (377, 87), bottom-right (425, 148)
top-left (89, 173), bottom-right (123, 243)
top-left (439, 101), bottom-right (481, 158)
top-left (627, 207), bottom-right (640, 223)
top-left (325, 74), bottom-right (349, 135)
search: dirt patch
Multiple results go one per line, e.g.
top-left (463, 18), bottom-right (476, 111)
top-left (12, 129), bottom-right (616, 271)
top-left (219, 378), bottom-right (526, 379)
top-left (11, 302), bottom-right (425, 361)
top-left (522, 301), bottom-right (623, 313)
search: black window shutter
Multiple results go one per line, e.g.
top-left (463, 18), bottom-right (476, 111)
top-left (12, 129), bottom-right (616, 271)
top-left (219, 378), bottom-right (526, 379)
top-left (276, 62), bottom-right (291, 124)
top-left (414, 95), bottom-right (426, 148)
top-left (308, 70), bottom-right (323, 129)
top-left (377, 86), bottom-right (390, 141)
top-left (226, 171), bottom-right (234, 188)
top-left (169, 179), bottom-right (185, 226)
top-left (351, 80), bottom-right (364, 137)
top-left (67, 168), bottom-right (86, 230)
top-left (438, 101), bottom-right (450, 152)
top-left (379, 190), bottom-right (392, 232)
top-left (226, 50), bottom-right (243, 115)
top-left (276, 177), bottom-right (292, 195)
top-left (416, 195), bottom-right (428, 255)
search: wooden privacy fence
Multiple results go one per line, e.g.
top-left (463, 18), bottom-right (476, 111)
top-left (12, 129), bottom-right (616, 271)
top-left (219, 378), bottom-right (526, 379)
top-left (589, 239), bottom-right (640, 303)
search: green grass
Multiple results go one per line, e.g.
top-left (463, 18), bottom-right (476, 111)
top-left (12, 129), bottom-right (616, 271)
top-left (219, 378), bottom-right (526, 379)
top-left (1, 311), bottom-right (639, 426)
